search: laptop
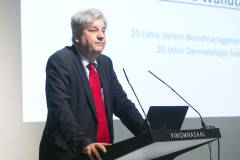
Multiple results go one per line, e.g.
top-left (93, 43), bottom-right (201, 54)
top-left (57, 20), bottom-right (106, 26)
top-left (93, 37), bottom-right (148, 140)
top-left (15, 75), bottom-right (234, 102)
top-left (147, 106), bottom-right (188, 131)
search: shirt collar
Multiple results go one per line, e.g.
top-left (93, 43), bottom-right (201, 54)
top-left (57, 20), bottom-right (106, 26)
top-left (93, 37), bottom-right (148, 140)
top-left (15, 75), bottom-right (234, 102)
top-left (78, 53), bottom-right (98, 69)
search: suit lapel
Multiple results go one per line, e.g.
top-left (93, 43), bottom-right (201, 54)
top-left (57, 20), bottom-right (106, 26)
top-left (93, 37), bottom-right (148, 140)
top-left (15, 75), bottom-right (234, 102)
top-left (69, 45), bottom-right (112, 125)
top-left (69, 45), bottom-right (97, 119)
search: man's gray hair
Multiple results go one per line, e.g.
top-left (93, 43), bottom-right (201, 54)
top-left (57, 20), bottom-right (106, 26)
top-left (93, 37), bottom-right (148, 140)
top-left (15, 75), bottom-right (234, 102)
top-left (71, 8), bottom-right (107, 33)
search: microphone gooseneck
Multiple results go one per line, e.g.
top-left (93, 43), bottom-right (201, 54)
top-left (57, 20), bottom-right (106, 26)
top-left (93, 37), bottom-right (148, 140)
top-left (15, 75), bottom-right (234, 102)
top-left (148, 70), bottom-right (208, 129)
top-left (123, 69), bottom-right (152, 133)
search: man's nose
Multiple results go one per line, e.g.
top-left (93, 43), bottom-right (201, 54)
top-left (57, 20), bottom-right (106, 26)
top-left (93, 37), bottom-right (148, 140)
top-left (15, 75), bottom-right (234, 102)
top-left (97, 31), bottom-right (105, 39)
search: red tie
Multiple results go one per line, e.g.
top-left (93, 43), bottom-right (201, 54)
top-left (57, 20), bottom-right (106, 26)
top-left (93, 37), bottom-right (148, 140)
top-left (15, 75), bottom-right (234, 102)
top-left (88, 64), bottom-right (110, 143)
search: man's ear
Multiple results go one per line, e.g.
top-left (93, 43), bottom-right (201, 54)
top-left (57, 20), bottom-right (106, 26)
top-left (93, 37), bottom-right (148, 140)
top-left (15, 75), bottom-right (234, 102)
top-left (73, 30), bottom-right (80, 42)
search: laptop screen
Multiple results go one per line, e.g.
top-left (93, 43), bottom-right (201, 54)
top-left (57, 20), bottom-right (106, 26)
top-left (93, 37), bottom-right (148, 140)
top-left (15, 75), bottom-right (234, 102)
top-left (147, 106), bottom-right (188, 131)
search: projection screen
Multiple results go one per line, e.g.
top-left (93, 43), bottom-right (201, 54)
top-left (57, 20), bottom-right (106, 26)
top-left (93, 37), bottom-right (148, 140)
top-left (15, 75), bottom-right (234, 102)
top-left (21, 0), bottom-right (240, 122)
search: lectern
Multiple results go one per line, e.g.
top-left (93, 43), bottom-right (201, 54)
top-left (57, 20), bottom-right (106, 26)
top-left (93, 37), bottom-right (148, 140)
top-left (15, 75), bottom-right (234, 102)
top-left (81, 128), bottom-right (221, 160)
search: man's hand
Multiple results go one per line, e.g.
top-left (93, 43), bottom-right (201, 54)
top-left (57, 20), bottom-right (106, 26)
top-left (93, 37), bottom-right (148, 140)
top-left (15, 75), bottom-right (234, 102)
top-left (83, 143), bottom-right (112, 160)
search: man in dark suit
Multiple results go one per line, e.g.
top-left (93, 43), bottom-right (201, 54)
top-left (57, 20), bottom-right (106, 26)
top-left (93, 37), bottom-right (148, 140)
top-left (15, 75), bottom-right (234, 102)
top-left (39, 9), bottom-right (148, 160)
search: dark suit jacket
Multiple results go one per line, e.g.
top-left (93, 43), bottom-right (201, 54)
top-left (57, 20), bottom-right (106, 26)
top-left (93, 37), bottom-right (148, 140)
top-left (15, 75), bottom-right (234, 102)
top-left (39, 45), bottom-right (147, 160)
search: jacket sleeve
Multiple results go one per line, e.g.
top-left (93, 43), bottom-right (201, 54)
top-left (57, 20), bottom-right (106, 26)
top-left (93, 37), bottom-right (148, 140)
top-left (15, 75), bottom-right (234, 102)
top-left (45, 52), bottom-right (92, 153)
top-left (104, 57), bottom-right (149, 136)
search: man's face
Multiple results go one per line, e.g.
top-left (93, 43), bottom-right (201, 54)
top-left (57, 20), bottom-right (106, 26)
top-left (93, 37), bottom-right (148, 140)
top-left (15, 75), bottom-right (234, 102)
top-left (74, 18), bottom-right (106, 56)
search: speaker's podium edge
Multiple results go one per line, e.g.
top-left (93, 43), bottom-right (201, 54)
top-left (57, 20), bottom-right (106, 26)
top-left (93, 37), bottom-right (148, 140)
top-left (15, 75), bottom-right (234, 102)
top-left (83, 128), bottom-right (221, 160)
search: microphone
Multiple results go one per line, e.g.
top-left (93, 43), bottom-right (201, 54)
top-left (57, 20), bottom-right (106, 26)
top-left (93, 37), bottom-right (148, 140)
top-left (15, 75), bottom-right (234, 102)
top-left (148, 70), bottom-right (209, 129)
top-left (123, 69), bottom-right (152, 133)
